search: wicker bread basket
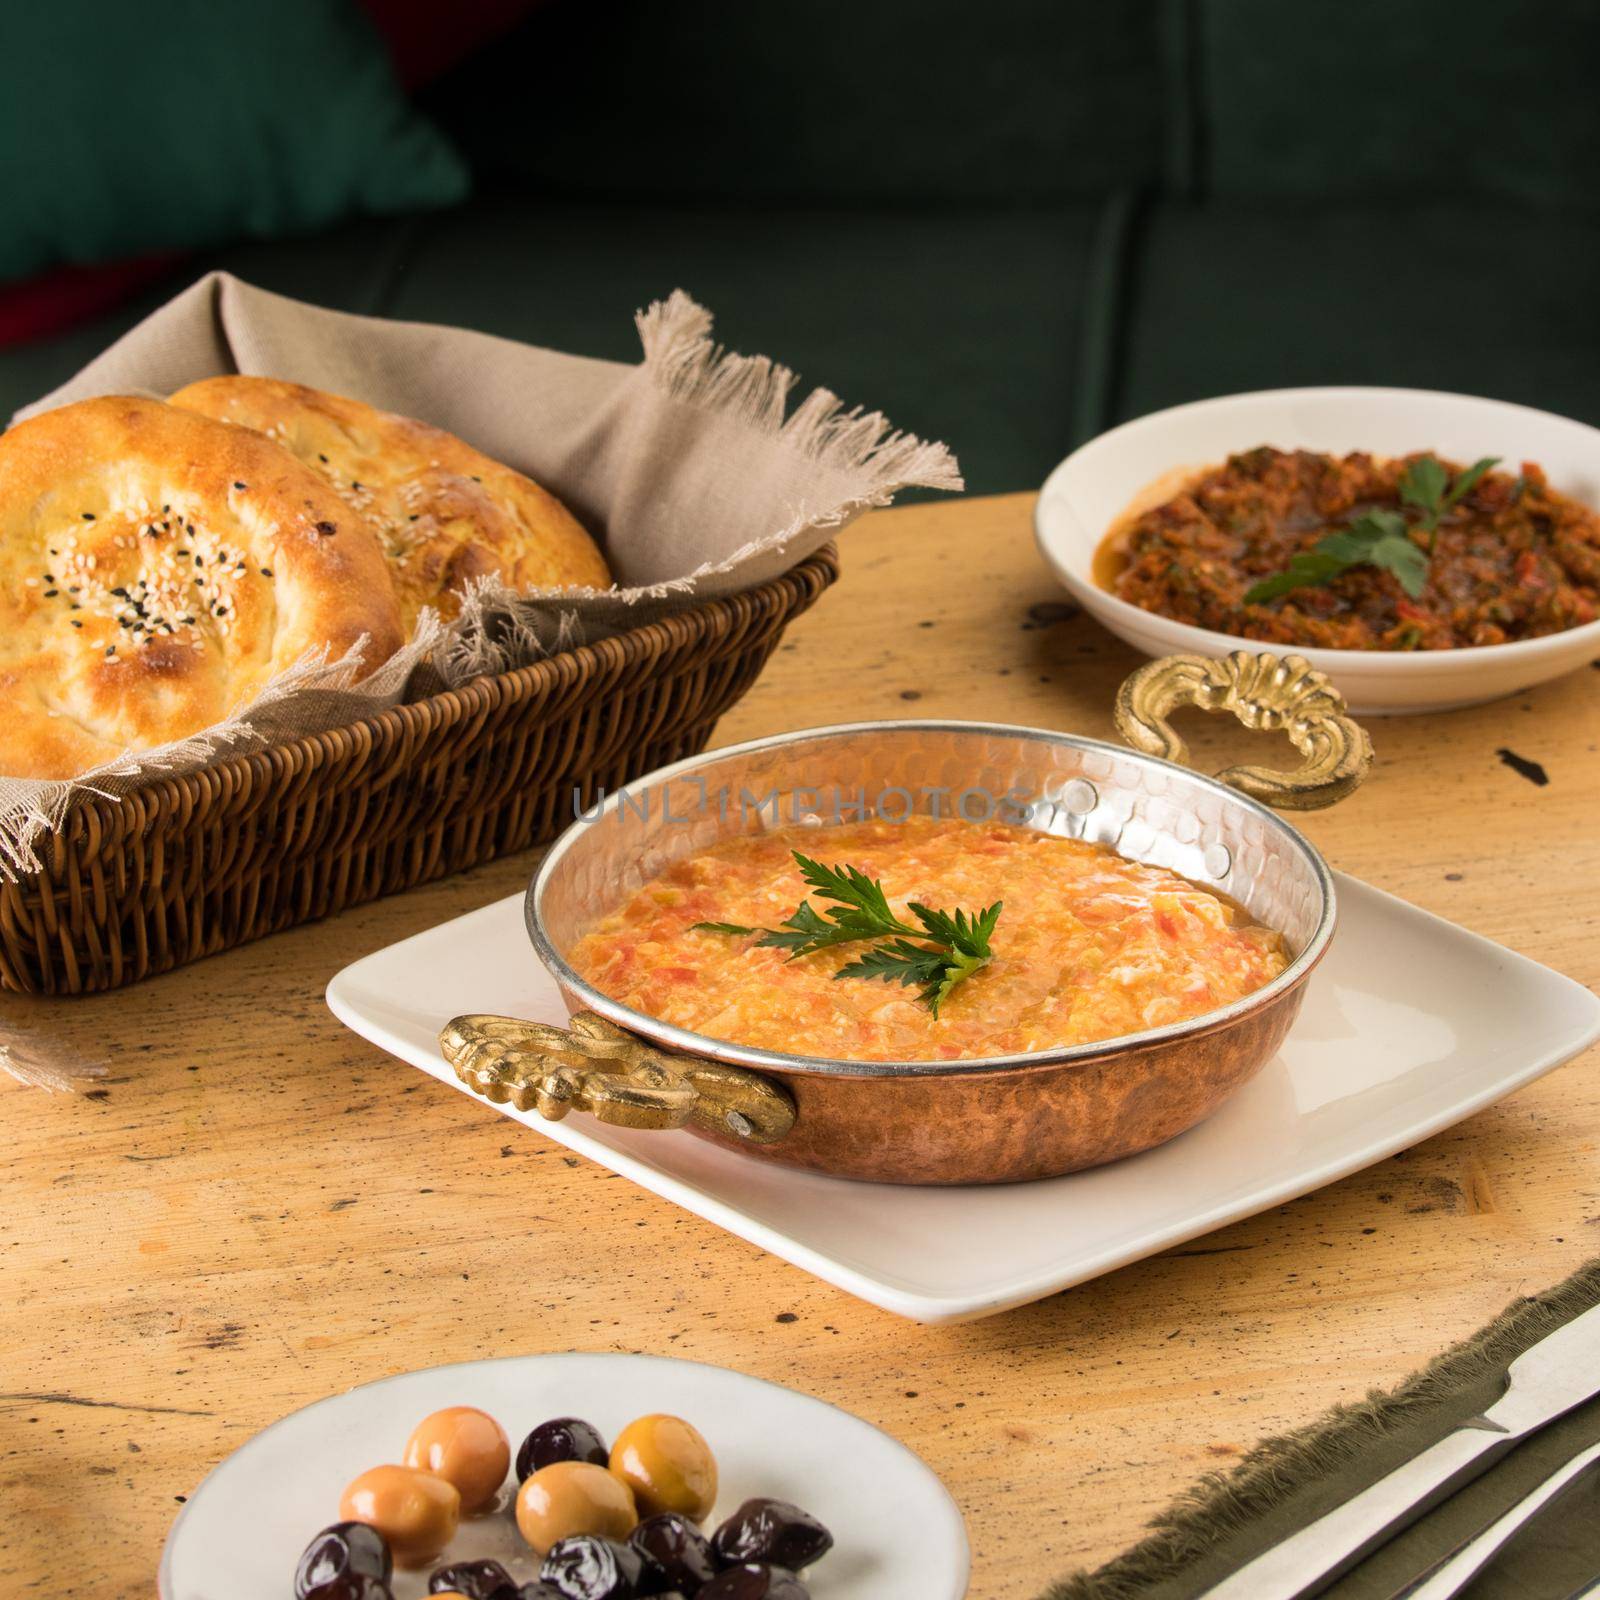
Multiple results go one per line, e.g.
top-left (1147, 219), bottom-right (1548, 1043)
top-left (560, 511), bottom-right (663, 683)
top-left (0, 548), bottom-right (837, 996)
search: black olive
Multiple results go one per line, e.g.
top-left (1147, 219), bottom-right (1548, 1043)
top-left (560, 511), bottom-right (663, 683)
top-left (306, 1581), bottom-right (392, 1600)
top-left (697, 1567), bottom-right (808, 1600)
top-left (540, 1534), bottom-right (651, 1599)
top-left (430, 1558), bottom-right (520, 1599)
top-left (295, 1522), bottom-right (393, 1598)
top-left (302, 1580), bottom-right (392, 1600)
top-left (710, 1500), bottom-right (832, 1572)
top-left (517, 1417), bottom-right (611, 1480)
top-left (630, 1511), bottom-right (718, 1592)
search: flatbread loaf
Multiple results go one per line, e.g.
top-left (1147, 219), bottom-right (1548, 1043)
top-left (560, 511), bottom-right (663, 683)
top-left (170, 377), bottom-right (611, 629)
top-left (0, 396), bottom-right (404, 780)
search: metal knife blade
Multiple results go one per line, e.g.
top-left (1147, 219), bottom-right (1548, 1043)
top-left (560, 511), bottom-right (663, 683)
top-left (1200, 1300), bottom-right (1600, 1600)
top-left (1488, 1300), bottom-right (1600, 1432)
top-left (1404, 1438), bottom-right (1600, 1600)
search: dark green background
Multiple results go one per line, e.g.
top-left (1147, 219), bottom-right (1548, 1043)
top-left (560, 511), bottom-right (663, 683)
top-left (0, 0), bottom-right (466, 287)
top-left (7, 0), bottom-right (1600, 496)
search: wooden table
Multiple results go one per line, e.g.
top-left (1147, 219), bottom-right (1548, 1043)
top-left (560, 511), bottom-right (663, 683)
top-left (5, 492), bottom-right (1597, 1600)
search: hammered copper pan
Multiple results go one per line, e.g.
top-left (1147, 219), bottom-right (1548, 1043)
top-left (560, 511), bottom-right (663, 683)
top-left (440, 651), bottom-right (1372, 1185)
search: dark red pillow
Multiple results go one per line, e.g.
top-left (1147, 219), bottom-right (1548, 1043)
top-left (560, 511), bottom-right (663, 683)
top-left (0, 254), bottom-right (180, 348)
top-left (357, 0), bottom-right (543, 89)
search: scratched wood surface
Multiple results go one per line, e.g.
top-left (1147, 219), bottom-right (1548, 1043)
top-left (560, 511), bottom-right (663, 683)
top-left (3, 492), bottom-right (1597, 1600)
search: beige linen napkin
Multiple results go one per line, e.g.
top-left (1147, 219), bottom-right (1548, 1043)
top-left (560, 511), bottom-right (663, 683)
top-left (0, 273), bottom-right (960, 873)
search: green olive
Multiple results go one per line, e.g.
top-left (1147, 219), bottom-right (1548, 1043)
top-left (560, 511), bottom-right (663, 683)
top-left (608, 1413), bottom-right (718, 1522)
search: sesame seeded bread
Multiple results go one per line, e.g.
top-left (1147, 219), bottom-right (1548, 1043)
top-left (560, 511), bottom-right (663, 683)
top-left (0, 396), bottom-right (405, 779)
top-left (169, 377), bottom-right (612, 630)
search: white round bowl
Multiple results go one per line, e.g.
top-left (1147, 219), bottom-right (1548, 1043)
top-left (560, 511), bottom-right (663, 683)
top-left (160, 1352), bottom-right (969, 1599)
top-left (1034, 387), bottom-right (1600, 714)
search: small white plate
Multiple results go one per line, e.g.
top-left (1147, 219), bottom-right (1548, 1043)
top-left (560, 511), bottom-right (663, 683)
top-left (1034, 386), bottom-right (1600, 714)
top-left (160, 1352), bottom-right (967, 1600)
top-left (327, 878), bottom-right (1599, 1324)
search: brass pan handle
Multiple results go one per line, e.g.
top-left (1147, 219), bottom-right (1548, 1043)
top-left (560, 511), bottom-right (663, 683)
top-left (438, 1011), bottom-right (796, 1145)
top-left (1113, 650), bottom-right (1373, 810)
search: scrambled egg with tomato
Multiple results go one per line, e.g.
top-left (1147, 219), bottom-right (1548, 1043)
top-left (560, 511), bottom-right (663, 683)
top-left (569, 818), bottom-right (1288, 1063)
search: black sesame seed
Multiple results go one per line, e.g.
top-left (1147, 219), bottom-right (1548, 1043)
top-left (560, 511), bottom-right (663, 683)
top-left (260, 567), bottom-right (273, 577)
top-left (316, 521), bottom-right (337, 536)
top-left (471, 475), bottom-right (482, 483)
top-left (162, 504), bottom-right (170, 512)
top-left (408, 514), bottom-right (419, 521)
top-left (216, 606), bottom-right (228, 617)
top-left (105, 646), bottom-right (114, 656)
top-left (44, 589), bottom-right (57, 598)
top-left (81, 512), bottom-right (95, 521)
top-left (318, 453), bottom-right (328, 463)
top-left (70, 620), bottom-right (82, 629)
top-left (233, 481), bottom-right (246, 491)
top-left (194, 556), bottom-right (203, 567)
top-left (351, 481), bottom-right (362, 491)
top-left (110, 586), bottom-right (128, 597)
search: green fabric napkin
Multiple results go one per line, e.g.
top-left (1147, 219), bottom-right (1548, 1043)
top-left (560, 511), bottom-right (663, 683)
top-left (1046, 1259), bottom-right (1600, 1600)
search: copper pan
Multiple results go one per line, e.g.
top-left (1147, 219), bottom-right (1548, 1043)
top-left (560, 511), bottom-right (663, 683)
top-left (440, 651), bottom-right (1372, 1185)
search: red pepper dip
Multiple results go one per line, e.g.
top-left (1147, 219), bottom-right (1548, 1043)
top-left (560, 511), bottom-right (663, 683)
top-left (1102, 447), bottom-right (1600, 649)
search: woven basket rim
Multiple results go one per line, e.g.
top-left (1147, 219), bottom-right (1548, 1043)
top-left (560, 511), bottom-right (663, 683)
top-left (34, 546), bottom-right (840, 849)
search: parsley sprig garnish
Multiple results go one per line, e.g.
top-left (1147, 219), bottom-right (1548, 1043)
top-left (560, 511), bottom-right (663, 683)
top-left (692, 851), bottom-right (1002, 1018)
top-left (1245, 454), bottom-right (1498, 605)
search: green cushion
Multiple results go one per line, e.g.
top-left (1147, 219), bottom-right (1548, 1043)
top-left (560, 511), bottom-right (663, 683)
top-left (1112, 201), bottom-right (1600, 427)
top-left (424, 0), bottom-right (1168, 202)
top-left (382, 194), bottom-right (1107, 494)
top-left (0, 1), bottom-right (467, 285)
top-left (1196, 0), bottom-right (1600, 207)
top-left (0, 215), bottom-right (421, 419)
top-left (15, 191), bottom-right (1600, 504)
top-left (1, 197), bottom-right (1105, 496)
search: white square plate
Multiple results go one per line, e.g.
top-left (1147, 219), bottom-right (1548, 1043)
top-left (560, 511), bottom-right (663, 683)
top-left (328, 877), bottom-right (1600, 1324)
